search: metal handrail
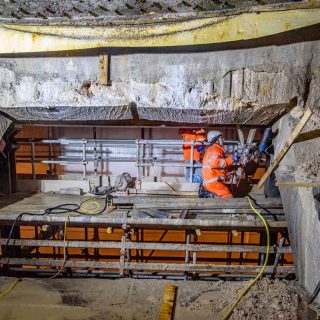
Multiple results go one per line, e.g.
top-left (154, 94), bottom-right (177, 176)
top-left (15, 138), bottom-right (244, 181)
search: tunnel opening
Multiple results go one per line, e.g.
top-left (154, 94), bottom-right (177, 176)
top-left (0, 1), bottom-right (319, 318)
top-left (0, 122), bottom-right (293, 280)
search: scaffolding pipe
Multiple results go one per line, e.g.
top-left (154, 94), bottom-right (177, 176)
top-left (14, 138), bottom-right (255, 181)
top-left (0, 258), bottom-right (294, 274)
top-left (31, 142), bottom-right (36, 180)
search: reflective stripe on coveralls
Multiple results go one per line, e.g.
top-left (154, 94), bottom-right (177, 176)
top-left (203, 176), bottom-right (226, 185)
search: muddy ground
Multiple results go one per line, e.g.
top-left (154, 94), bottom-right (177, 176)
top-left (0, 277), bottom-right (309, 320)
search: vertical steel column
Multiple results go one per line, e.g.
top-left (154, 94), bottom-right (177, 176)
top-left (146, 142), bottom-right (151, 178)
top-left (93, 141), bottom-right (98, 178)
top-left (100, 143), bottom-right (103, 176)
top-left (31, 142), bottom-right (36, 180)
top-left (84, 227), bottom-right (89, 263)
top-left (185, 230), bottom-right (191, 280)
top-left (35, 226), bottom-right (40, 269)
top-left (189, 141), bottom-right (194, 183)
top-left (48, 127), bottom-right (55, 174)
top-left (227, 231), bottom-right (233, 265)
top-left (259, 232), bottom-right (267, 265)
top-left (94, 227), bottom-right (99, 261)
top-left (82, 139), bottom-right (87, 180)
top-left (192, 232), bottom-right (198, 280)
top-left (273, 234), bottom-right (286, 270)
top-left (185, 230), bottom-right (191, 264)
top-left (7, 142), bottom-right (18, 193)
top-left (192, 233), bottom-right (197, 265)
top-left (53, 228), bottom-right (57, 261)
top-left (126, 231), bottom-right (132, 278)
top-left (136, 140), bottom-right (140, 183)
top-left (239, 231), bottom-right (245, 265)
top-left (140, 229), bottom-right (144, 263)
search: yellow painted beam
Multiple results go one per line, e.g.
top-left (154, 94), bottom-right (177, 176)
top-left (0, 9), bottom-right (319, 53)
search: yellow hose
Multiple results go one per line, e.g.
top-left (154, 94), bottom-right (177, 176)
top-left (0, 277), bottom-right (21, 298)
top-left (80, 200), bottom-right (101, 214)
top-left (222, 196), bottom-right (270, 320)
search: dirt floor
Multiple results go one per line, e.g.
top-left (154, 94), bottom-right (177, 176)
top-left (0, 276), bottom-right (309, 320)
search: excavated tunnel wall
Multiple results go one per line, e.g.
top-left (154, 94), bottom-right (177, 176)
top-left (0, 33), bottom-right (319, 126)
top-left (0, 25), bottom-right (319, 302)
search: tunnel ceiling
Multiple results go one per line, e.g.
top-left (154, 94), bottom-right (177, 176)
top-left (0, 0), bottom-right (312, 23)
top-left (0, 0), bottom-right (319, 127)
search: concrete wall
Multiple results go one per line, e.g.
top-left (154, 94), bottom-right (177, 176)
top-left (0, 33), bottom-right (319, 125)
top-left (274, 111), bottom-right (320, 303)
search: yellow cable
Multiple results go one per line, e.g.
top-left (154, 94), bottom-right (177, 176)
top-left (50, 217), bottom-right (68, 279)
top-left (80, 200), bottom-right (100, 214)
top-left (0, 278), bottom-right (21, 298)
top-left (222, 196), bottom-right (270, 320)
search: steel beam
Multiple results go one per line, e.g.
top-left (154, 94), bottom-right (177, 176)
top-left (0, 238), bottom-right (291, 253)
top-left (0, 216), bottom-right (287, 231)
top-left (0, 258), bottom-right (294, 274)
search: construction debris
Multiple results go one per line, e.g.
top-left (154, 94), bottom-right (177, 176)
top-left (229, 278), bottom-right (309, 320)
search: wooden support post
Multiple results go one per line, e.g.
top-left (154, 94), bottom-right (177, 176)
top-left (258, 107), bottom-right (313, 189)
top-left (99, 52), bottom-right (109, 85)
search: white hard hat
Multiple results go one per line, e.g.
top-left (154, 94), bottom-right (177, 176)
top-left (207, 130), bottom-right (222, 144)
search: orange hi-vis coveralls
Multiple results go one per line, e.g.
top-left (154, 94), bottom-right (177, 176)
top-left (179, 129), bottom-right (206, 162)
top-left (202, 143), bottom-right (234, 198)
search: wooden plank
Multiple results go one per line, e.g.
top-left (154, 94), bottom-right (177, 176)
top-left (258, 107), bottom-right (313, 189)
top-left (99, 52), bottom-right (109, 85)
top-left (276, 182), bottom-right (320, 188)
top-left (157, 284), bottom-right (177, 320)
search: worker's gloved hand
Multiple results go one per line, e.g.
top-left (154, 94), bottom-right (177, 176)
top-left (196, 142), bottom-right (204, 152)
top-left (232, 154), bottom-right (240, 163)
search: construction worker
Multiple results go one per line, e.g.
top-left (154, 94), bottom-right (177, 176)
top-left (200, 130), bottom-right (240, 198)
top-left (179, 128), bottom-right (206, 183)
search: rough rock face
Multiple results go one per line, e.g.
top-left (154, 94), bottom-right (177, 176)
top-left (0, 35), bottom-right (319, 125)
top-left (0, 0), bottom-right (305, 22)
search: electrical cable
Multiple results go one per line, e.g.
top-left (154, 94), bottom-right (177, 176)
top-left (0, 194), bottom-right (110, 297)
top-left (49, 217), bottom-right (68, 279)
top-left (2, 211), bottom-right (47, 257)
top-left (222, 196), bottom-right (270, 320)
top-left (1, 195), bottom-right (109, 271)
top-left (0, 277), bottom-right (21, 298)
top-left (44, 195), bottom-right (109, 216)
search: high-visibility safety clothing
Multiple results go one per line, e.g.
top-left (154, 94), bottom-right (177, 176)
top-left (202, 143), bottom-right (234, 198)
top-left (179, 129), bottom-right (206, 162)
